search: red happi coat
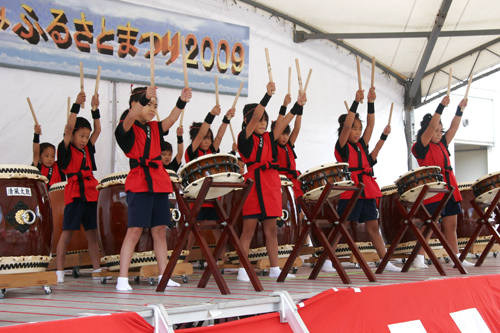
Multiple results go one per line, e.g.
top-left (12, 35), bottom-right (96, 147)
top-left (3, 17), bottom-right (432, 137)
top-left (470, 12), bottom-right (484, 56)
top-left (238, 131), bottom-right (282, 217)
top-left (411, 138), bottom-right (462, 204)
top-left (276, 142), bottom-right (303, 198)
top-left (335, 139), bottom-right (382, 199)
top-left (38, 161), bottom-right (65, 189)
top-left (184, 144), bottom-right (217, 163)
top-left (59, 143), bottom-right (99, 205)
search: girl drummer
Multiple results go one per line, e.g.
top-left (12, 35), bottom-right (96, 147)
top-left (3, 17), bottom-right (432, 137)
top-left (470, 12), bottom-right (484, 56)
top-left (33, 125), bottom-right (66, 189)
top-left (411, 96), bottom-right (474, 268)
top-left (236, 82), bottom-right (306, 282)
top-left (55, 92), bottom-right (102, 283)
top-left (161, 126), bottom-right (184, 172)
top-left (335, 87), bottom-right (401, 272)
top-left (114, 85), bottom-right (192, 291)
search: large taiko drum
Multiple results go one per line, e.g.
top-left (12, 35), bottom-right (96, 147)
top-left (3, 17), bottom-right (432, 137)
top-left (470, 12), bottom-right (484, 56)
top-left (0, 165), bottom-right (53, 274)
top-left (395, 166), bottom-right (445, 202)
top-left (48, 181), bottom-right (88, 254)
top-left (179, 153), bottom-right (243, 200)
top-left (298, 162), bottom-right (353, 201)
top-left (471, 171), bottom-right (500, 204)
top-left (224, 175), bottom-right (300, 263)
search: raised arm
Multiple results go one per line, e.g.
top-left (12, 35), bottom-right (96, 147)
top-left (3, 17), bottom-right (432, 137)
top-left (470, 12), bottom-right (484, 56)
top-left (420, 95), bottom-right (450, 147)
top-left (63, 92), bottom-right (86, 149)
top-left (89, 94), bottom-right (101, 146)
top-left (161, 87), bottom-right (192, 133)
top-left (273, 91), bottom-right (306, 139)
top-left (175, 126), bottom-right (184, 165)
top-left (213, 108), bottom-right (236, 151)
top-left (370, 125), bottom-right (390, 161)
top-left (445, 98), bottom-right (467, 144)
top-left (289, 98), bottom-right (302, 146)
top-left (361, 87), bottom-right (376, 144)
top-left (33, 124), bottom-right (41, 166)
top-left (244, 82), bottom-right (275, 139)
top-left (276, 94), bottom-right (292, 124)
top-left (339, 89), bottom-right (364, 147)
top-left (191, 105), bottom-right (221, 151)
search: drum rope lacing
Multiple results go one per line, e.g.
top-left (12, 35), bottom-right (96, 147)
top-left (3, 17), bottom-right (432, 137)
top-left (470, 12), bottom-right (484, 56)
top-left (0, 167), bottom-right (43, 176)
top-left (181, 160), bottom-right (238, 188)
top-left (396, 172), bottom-right (444, 195)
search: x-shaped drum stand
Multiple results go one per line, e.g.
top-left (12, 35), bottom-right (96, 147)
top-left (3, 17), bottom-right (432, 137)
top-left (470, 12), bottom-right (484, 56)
top-left (277, 182), bottom-right (377, 284)
top-left (376, 185), bottom-right (467, 275)
top-left (459, 190), bottom-right (500, 267)
top-left (157, 177), bottom-right (264, 295)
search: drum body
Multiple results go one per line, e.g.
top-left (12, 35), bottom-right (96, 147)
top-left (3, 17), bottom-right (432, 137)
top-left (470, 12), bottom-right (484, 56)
top-left (0, 165), bottom-right (53, 273)
top-left (298, 162), bottom-right (353, 201)
top-left (395, 166), bottom-right (445, 202)
top-left (379, 186), bottom-right (416, 245)
top-left (471, 171), bottom-right (500, 204)
top-left (179, 154), bottom-right (242, 200)
top-left (457, 183), bottom-right (496, 239)
top-left (49, 182), bottom-right (88, 254)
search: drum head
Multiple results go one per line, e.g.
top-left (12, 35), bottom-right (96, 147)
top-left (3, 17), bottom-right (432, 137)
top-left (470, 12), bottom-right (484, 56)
top-left (395, 166), bottom-right (442, 185)
top-left (381, 184), bottom-right (398, 196)
top-left (165, 169), bottom-right (181, 183)
top-left (183, 172), bottom-right (244, 200)
top-left (302, 180), bottom-right (354, 201)
top-left (298, 162), bottom-right (349, 181)
top-left (475, 187), bottom-right (500, 204)
top-left (399, 181), bottom-right (446, 202)
top-left (280, 175), bottom-right (293, 187)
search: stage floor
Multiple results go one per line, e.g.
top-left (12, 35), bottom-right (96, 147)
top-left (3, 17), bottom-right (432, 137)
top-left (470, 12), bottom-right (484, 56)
top-left (1, 253), bottom-right (500, 328)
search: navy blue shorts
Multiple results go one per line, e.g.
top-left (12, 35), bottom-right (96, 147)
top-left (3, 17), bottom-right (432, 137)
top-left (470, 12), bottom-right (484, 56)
top-left (425, 196), bottom-right (462, 217)
top-left (337, 198), bottom-right (378, 223)
top-left (127, 192), bottom-right (171, 228)
top-left (63, 198), bottom-right (97, 231)
top-left (197, 207), bottom-right (220, 221)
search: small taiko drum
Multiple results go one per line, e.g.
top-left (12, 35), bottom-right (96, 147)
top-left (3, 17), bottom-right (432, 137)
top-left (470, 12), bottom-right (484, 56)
top-left (48, 181), bottom-right (88, 255)
top-left (0, 165), bottom-right (53, 274)
top-left (298, 162), bottom-right (353, 201)
top-left (395, 166), bottom-right (445, 202)
top-left (471, 171), bottom-right (500, 204)
top-left (224, 175), bottom-right (300, 264)
top-left (179, 154), bottom-right (243, 200)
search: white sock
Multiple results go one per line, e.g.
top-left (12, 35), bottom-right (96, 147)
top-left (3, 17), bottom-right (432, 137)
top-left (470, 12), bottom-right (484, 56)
top-left (269, 266), bottom-right (295, 278)
top-left (116, 277), bottom-right (133, 291)
top-left (93, 268), bottom-right (112, 280)
top-left (416, 254), bottom-right (425, 263)
top-left (321, 259), bottom-right (336, 273)
top-left (237, 267), bottom-right (250, 282)
top-left (158, 275), bottom-right (181, 287)
top-left (56, 270), bottom-right (64, 283)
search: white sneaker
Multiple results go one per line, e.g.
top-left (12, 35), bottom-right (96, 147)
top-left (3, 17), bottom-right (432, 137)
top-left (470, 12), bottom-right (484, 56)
top-left (321, 260), bottom-right (337, 273)
top-left (269, 267), bottom-right (295, 278)
top-left (116, 277), bottom-right (133, 291)
top-left (158, 275), bottom-right (181, 287)
top-left (56, 270), bottom-right (64, 283)
top-left (384, 262), bottom-right (402, 272)
top-left (412, 260), bottom-right (428, 269)
top-left (237, 268), bottom-right (250, 282)
top-left (459, 260), bottom-right (475, 268)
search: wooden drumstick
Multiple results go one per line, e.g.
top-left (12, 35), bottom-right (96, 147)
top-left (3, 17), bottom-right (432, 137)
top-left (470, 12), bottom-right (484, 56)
top-left (462, 73), bottom-right (473, 111)
top-left (27, 98), bottom-right (38, 125)
top-left (215, 76), bottom-right (219, 106)
top-left (149, 32), bottom-right (159, 121)
top-left (288, 67), bottom-right (291, 95)
top-left (388, 102), bottom-right (394, 126)
top-left (344, 101), bottom-right (350, 113)
top-left (265, 48), bottom-right (274, 94)
top-left (92, 66), bottom-right (101, 112)
top-left (304, 69), bottom-right (312, 92)
top-left (67, 97), bottom-right (70, 119)
top-left (181, 35), bottom-right (190, 102)
top-left (356, 56), bottom-right (363, 103)
top-left (295, 58), bottom-right (304, 94)
top-left (79, 62), bottom-right (85, 108)
top-left (447, 67), bottom-right (452, 97)
top-left (232, 82), bottom-right (244, 109)
top-left (371, 57), bottom-right (376, 88)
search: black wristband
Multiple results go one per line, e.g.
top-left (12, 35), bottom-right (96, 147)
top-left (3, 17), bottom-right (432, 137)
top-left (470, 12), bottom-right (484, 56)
top-left (436, 103), bottom-right (445, 115)
top-left (177, 135), bottom-right (183, 144)
top-left (70, 103), bottom-right (80, 114)
top-left (380, 133), bottom-right (388, 141)
top-left (297, 105), bottom-right (303, 116)
top-left (91, 109), bottom-right (100, 119)
top-left (290, 103), bottom-right (303, 116)
top-left (456, 106), bottom-right (463, 117)
top-left (205, 112), bottom-right (215, 124)
top-left (139, 94), bottom-right (150, 106)
top-left (222, 116), bottom-right (230, 124)
top-left (367, 102), bottom-right (375, 114)
top-left (33, 133), bottom-right (40, 143)
top-left (260, 93), bottom-right (272, 107)
top-left (279, 106), bottom-right (287, 116)
top-left (350, 101), bottom-right (359, 113)
top-left (176, 97), bottom-right (187, 109)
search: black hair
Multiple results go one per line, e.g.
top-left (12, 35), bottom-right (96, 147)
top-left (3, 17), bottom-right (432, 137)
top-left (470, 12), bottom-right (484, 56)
top-left (39, 143), bottom-right (55, 155)
top-left (237, 157), bottom-right (243, 162)
top-left (129, 86), bottom-right (147, 108)
top-left (416, 113), bottom-right (444, 141)
top-left (189, 122), bottom-right (213, 142)
top-left (270, 120), bottom-right (290, 134)
top-left (337, 113), bottom-right (361, 137)
top-left (161, 141), bottom-right (173, 152)
top-left (241, 103), bottom-right (269, 130)
top-left (73, 117), bottom-right (92, 134)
